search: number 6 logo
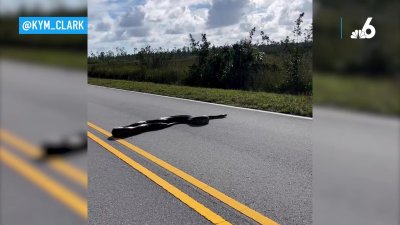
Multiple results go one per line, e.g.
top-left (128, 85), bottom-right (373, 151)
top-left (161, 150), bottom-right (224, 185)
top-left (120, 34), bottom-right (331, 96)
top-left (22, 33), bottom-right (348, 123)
top-left (361, 17), bottom-right (375, 39)
top-left (350, 17), bottom-right (376, 39)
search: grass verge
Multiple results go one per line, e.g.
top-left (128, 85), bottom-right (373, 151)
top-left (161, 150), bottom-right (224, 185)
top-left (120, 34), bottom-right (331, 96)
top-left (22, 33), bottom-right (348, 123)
top-left (1, 48), bottom-right (86, 69)
top-left (314, 74), bottom-right (399, 116)
top-left (89, 78), bottom-right (312, 117)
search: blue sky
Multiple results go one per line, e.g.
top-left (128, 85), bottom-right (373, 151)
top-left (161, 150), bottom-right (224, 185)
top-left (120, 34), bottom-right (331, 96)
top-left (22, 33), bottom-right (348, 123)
top-left (88, 0), bottom-right (312, 53)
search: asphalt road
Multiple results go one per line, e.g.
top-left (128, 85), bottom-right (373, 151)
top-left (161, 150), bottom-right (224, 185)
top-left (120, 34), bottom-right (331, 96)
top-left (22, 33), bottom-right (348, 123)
top-left (0, 60), bottom-right (87, 225)
top-left (88, 85), bottom-right (312, 225)
top-left (313, 107), bottom-right (399, 225)
top-left (3, 60), bottom-right (396, 225)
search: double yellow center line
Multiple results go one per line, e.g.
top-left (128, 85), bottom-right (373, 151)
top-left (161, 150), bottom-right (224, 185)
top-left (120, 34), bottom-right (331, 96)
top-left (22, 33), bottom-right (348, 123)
top-left (88, 122), bottom-right (279, 225)
top-left (0, 129), bottom-right (87, 188)
top-left (0, 148), bottom-right (88, 219)
top-left (88, 131), bottom-right (231, 225)
top-left (0, 129), bottom-right (87, 219)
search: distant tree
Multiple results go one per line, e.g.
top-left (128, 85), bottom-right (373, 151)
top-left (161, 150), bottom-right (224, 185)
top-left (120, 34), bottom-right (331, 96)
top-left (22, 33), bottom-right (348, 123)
top-left (189, 33), bottom-right (199, 52)
top-left (304, 23), bottom-right (313, 43)
top-left (293, 12), bottom-right (304, 43)
top-left (99, 51), bottom-right (105, 60)
top-left (106, 50), bottom-right (114, 58)
top-left (282, 12), bottom-right (307, 94)
top-left (260, 31), bottom-right (270, 45)
top-left (249, 27), bottom-right (256, 42)
top-left (115, 47), bottom-right (127, 57)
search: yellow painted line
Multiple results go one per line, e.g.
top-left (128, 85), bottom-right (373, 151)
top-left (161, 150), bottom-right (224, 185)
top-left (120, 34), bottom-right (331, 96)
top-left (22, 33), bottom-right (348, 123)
top-left (88, 122), bottom-right (279, 225)
top-left (0, 129), bottom-right (42, 158)
top-left (47, 158), bottom-right (88, 188)
top-left (0, 147), bottom-right (87, 219)
top-left (88, 131), bottom-right (231, 225)
top-left (0, 129), bottom-right (88, 188)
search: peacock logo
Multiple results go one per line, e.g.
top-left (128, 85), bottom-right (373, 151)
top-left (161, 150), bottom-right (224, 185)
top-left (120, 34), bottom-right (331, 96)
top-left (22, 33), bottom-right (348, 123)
top-left (350, 30), bottom-right (366, 39)
top-left (350, 17), bottom-right (376, 39)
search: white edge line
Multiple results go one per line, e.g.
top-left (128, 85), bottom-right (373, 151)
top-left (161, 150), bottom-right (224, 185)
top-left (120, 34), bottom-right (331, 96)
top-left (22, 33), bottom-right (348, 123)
top-left (89, 84), bottom-right (313, 120)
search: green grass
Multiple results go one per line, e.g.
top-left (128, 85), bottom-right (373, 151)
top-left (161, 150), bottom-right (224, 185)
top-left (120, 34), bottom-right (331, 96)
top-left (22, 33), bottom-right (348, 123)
top-left (89, 78), bottom-right (312, 117)
top-left (314, 73), bottom-right (399, 116)
top-left (1, 48), bottom-right (86, 69)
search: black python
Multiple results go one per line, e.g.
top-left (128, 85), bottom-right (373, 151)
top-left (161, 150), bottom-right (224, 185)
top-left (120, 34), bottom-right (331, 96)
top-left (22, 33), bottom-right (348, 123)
top-left (112, 114), bottom-right (227, 138)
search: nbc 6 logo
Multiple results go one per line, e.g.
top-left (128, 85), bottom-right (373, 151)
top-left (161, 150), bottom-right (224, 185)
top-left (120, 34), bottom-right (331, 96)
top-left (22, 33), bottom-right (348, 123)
top-left (351, 17), bottom-right (376, 39)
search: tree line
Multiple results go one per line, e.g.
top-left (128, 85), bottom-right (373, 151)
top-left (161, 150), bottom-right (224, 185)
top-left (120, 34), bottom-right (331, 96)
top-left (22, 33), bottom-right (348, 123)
top-left (89, 13), bottom-right (312, 95)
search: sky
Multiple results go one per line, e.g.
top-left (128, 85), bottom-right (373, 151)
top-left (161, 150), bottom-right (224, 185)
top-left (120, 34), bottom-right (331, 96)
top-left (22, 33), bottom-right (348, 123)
top-left (0, 0), bottom-right (86, 14)
top-left (88, 0), bottom-right (312, 53)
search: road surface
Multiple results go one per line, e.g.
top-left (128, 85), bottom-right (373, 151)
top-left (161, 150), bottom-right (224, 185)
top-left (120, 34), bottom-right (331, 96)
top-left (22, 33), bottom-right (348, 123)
top-left (88, 85), bottom-right (312, 225)
top-left (313, 107), bottom-right (399, 225)
top-left (3, 60), bottom-right (396, 225)
top-left (0, 59), bottom-right (87, 225)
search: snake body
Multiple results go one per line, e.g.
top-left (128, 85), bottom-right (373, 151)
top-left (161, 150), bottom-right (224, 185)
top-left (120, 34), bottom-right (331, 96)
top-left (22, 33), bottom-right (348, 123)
top-left (112, 114), bottom-right (227, 138)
